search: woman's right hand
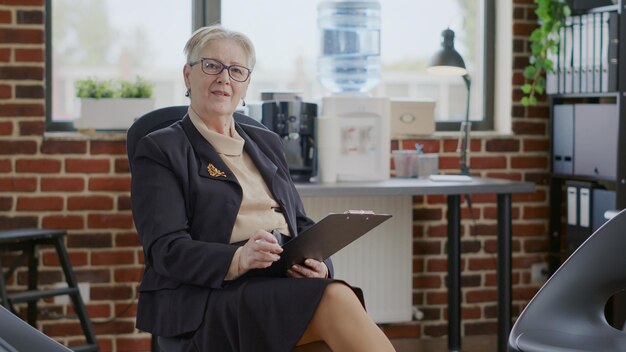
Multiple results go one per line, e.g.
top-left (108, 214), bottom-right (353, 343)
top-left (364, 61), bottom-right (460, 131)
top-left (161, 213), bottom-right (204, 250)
top-left (238, 230), bottom-right (283, 275)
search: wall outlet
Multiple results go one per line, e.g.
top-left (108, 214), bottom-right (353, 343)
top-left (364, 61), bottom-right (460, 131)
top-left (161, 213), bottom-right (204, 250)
top-left (53, 282), bottom-right (90, 304)
top-left (530, 263), bottom-right (549, 284)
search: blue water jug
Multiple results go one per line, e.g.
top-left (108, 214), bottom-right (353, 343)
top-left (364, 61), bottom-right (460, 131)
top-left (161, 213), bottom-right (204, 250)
top-left (317, 0), bottom-right (381, 93)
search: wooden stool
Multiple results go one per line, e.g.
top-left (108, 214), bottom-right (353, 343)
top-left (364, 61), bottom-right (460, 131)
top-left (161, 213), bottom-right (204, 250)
top-left (0, 228), bottom-right (98, 352)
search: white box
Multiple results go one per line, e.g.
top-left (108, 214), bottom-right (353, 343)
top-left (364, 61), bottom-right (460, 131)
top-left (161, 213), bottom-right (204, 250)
top-left (390, 99), bottom-right (435, 137)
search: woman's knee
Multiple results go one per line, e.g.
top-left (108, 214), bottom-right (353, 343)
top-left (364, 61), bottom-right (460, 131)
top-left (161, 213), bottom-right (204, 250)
top-left (320, 283), bottom-right (361, 309)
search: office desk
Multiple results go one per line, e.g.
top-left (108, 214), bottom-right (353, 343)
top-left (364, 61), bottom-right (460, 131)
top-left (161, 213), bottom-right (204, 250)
top-left (296, 177), bottom-right (535, 352)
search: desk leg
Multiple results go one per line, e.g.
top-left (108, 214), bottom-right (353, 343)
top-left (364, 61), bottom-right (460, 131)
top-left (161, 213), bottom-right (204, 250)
top-left (447, 195), bottom-right (461, 352)
top-left (497, 193), bottom-right (512, 352)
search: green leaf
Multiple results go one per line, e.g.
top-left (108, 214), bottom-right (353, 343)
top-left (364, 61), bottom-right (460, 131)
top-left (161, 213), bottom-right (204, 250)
top-left (521, 96), bottom-right (530, 106)
top-left (523, 66), bottom-right (537, 79)
top-left (521, 84), bottom-right (532, 94)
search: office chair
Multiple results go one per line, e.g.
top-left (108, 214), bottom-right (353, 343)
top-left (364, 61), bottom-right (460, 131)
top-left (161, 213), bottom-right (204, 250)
top-left (508, 209), bottom-right (626, 351)
top-left (0, 305), bottom-right (73, 352)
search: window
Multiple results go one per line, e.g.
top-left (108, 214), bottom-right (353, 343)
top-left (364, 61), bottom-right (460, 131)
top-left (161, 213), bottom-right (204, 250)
top-left (220, 0), bottom-right (495, 131)
top-left (45, 0), bottom-right (193, 131)
top-left (45, 0), bottom-right (494, 132)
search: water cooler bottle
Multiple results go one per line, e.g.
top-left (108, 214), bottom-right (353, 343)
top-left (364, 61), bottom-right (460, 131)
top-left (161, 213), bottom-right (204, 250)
top-left (316, 0), bottom-right (390, 182)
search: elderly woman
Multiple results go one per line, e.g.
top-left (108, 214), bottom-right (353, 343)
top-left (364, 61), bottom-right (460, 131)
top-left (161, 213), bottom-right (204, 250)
top-left (130, 24), bottom-right (395, 351)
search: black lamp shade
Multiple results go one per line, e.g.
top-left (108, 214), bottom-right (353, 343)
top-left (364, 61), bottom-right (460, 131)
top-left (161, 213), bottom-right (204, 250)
top-left (427, 28), bottom-right (467, 76)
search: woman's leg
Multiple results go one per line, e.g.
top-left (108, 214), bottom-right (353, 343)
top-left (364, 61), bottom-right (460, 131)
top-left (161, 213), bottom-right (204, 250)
top-left (296, 282), bottom-right (396, 352)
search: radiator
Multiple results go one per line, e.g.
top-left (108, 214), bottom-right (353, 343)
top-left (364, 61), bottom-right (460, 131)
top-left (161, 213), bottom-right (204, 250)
top-left (301, 195), bottom-right (412, 323)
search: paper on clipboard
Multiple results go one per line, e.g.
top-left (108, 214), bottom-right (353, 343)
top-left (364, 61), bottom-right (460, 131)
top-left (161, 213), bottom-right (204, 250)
top-left (245, 211), bottom-right (392, 278)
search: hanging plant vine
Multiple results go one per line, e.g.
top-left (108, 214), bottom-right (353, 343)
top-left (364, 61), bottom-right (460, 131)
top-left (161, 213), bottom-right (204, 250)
top-left (521, 0), bottom-right (571, 106)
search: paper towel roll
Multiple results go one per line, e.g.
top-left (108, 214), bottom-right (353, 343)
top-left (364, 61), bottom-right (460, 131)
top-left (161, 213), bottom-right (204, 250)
top-left (316, 116), bottom-right (340, 183)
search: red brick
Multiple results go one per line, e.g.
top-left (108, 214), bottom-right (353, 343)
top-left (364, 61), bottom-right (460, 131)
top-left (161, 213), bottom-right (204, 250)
top-left (43, 322), bottom-right (84, 338)
top-left (114, 267), bottom-right (143, 283)
top-left (67, 195), bottom-right (113, 210)
top-left (114, 158), bottom-right (130, 173)
top-left (0, 215), bottom-right (38, 230)
top-left (66, 159), bottom-right (110, 173)
top-left (413, 275), bottom-right (442, 289)
top-left (523, 138), bottom-right (549, 152)
top-left (0, 84), bottom-right (11, 98)
top-left (15, 84), bottom-right (43, 98)
top-left (484, 172), bottom-right (523, 181)
top-left (438, 156), bottom-right (461, 170)
top-left (15, 158), bottom-right (61, 173)
top-left (42, 250), bottom-right (88, 267)
top-left (426, 258), bottom-right (447, 272)
top-left (443, 138), bottom-right (481, 153)
top-left (0, 28), bottom-right (43, 44)
top-left (512, 121), bottom-right (546, 135)
top-left (118, 195), bottom-right (131, 210)
top-left (0, 177), bottom-right (36, 191)
top-left (67, 232), bottom-right (112, 248)
top-left (0, 67), bottom-right (43, 81)
top-left (116, 337), bottom-right (151, 352)
top-left (0, 140), bottom-right (37, 154)
top-left (413, 240), bottom-right (442, 255)
top-left (92, 250), bottom-right (135, 266)
top-left (523, 206), bottom-right (549, 219)
top-left (511, 155), bottom-right (548, 169)
top-left (16, 196), bottom-right (63, 210)
top-left (16, 10), bottom-right (43, 25)
top-left (512, 223), bottom-right (547, 237)
top-left (89, 177), bottom-right (131, 191)
top-left (18, 120), bottom-right (43, 135)
top-left (485, 139), bottom-right (520, 152)
top-left (41, 140), bottom-right (87, 154)
top-left (41, 177), bottom-right (85, 191)
top-left (468, 258), bottom-right (497, 271)
top-left (92, 321), bottom-right (136, 335)
top-left (0, 121), bottom-right (12, 135)
top-left (426, 291), bottom-right (448, 305)
top-left (469, 156), bottom-right (507, 169)
top-left (0, 10), bottom-right (11, 23)
top-left (0, 159), bottom-right (10, 172)
top-left (0, 197), bottom-right (12, 211)
top-left (91, 286), bottom-right (133, 300)
top-left (90, 141), bottom-right (127, 155)
top-left (0, 48), bottom-right (9, 62)
top-left (42, 215), bottom-right (84, 229)
top-left (466, 289), bottom-right (497, 303)
top-left (115, 232), bottom-right (140, 247)
top-left (88, 214), bottom-right (133, 229)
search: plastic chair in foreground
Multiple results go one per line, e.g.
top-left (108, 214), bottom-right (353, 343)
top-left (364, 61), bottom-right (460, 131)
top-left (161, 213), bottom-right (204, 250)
top-left (0, 304), bottom-right (72, 352)
top-left (508, 209), bottom-right (626, 351)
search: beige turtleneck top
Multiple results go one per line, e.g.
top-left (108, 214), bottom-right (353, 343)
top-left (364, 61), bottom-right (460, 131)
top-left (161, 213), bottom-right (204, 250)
top-left (188, 108), bottom-right (290, 279)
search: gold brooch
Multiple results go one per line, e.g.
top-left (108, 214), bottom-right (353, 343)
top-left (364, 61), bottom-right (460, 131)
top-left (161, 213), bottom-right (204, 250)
top-left (207, 163), bottom-right (226, 178)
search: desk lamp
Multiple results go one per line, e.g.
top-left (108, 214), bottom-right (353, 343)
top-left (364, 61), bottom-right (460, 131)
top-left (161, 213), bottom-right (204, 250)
top-left (427, 28), bottom-right (471, 175)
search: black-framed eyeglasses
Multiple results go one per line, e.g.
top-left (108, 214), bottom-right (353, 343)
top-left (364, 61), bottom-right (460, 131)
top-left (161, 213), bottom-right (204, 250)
top-left (188, 58), bottom-right (251, 82)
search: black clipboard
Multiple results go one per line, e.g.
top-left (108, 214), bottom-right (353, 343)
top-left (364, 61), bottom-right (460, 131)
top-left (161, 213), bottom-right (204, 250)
top-left (245, 211), bottom-right (392, 278)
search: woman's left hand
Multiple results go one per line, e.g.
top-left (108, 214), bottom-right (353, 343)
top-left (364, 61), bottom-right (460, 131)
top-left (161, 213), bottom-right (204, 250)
top-left (287, 259), bottom-right (328, 279)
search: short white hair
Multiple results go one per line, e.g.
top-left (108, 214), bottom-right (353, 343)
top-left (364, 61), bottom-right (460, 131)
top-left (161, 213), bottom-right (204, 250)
top-left (184, 24), bottom-right (256, 69)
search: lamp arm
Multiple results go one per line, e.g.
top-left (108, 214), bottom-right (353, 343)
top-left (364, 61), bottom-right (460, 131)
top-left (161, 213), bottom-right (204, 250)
top-left (459, 74), bottom-right (471, 175)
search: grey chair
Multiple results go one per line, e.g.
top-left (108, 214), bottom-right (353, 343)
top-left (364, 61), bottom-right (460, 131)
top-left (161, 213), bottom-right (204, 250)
top-left (508, 209), bottom-right (626, 351)
top-left (0, 304), bottom-right (73, 352)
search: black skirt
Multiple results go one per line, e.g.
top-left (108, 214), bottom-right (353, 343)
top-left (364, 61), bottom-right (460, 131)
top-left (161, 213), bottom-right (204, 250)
top-left (184, 277), bottom-right (358, 352)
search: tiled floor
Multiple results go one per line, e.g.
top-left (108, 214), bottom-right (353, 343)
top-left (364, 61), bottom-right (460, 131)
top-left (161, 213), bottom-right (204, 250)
top-left (391, 334), bottom-right (497, 352)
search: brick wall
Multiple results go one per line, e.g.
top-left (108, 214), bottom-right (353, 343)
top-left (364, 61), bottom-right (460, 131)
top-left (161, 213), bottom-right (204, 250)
top-left (0, 0), bottom-right (548, 351)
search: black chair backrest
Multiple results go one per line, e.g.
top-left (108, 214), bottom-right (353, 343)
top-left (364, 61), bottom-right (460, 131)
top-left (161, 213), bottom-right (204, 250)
top-left (126, 105), bottom-right (268, 172)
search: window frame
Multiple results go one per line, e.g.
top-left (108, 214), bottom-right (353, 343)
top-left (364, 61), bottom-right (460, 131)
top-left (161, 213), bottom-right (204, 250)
top-left (44, 0), bottom-right (494, 132)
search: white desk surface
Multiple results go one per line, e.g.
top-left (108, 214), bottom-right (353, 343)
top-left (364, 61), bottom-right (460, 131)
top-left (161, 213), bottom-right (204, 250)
top-left (295, 177), bottom-right (535, 197)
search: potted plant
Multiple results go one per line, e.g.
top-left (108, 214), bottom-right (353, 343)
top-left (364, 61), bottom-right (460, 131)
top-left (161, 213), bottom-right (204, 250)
top-left (74, 77), bottom-right (155, 130)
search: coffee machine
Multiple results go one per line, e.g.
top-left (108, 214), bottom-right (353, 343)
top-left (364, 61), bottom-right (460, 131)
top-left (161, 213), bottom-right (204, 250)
top-left (258, 96), bottom-right (317, 182)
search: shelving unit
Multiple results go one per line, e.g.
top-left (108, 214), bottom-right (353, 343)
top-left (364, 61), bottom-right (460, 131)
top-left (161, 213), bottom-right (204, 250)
top-left (548, 0), bottom-right (626, 327)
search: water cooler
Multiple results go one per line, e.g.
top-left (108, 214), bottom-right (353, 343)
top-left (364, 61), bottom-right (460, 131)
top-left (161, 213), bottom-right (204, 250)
top-left (316, 0), bottom-right (390, 182)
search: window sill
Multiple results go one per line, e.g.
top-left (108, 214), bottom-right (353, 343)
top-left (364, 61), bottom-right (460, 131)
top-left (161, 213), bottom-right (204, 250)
top-left (44, 130), bottom-right (127, 141)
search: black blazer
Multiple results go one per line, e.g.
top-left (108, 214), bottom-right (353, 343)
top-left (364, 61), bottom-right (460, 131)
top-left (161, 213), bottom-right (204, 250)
top-left (131, 115), bottom-right (332, 337)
